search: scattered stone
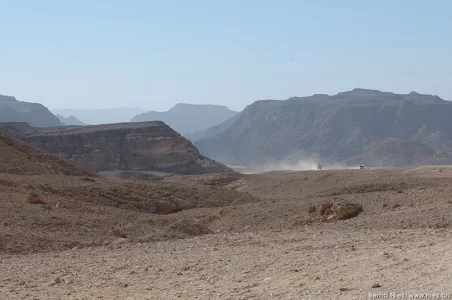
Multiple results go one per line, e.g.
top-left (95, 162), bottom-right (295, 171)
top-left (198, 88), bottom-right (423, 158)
top-left (112, 228), bottom-right (127, 238)
top-left (49, 276), bottom-right (61, 286)
top-left (22, 192), bottom-right (46, 205)
top-left (372, 283), bottom-right (382, 288)
top-left (81, 177), bottom-right (95, 182)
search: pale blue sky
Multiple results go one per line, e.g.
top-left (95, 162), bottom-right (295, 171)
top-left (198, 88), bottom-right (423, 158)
top-left (1, 0), bottom-right (451, 111)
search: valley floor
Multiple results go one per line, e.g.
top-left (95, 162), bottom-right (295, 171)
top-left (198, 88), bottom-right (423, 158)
top-left (2, 166), bottom-right (452, 299)
top-left (1, 227), bottom-right (451, 299)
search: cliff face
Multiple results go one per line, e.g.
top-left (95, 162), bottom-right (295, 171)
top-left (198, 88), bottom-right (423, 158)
top-left (195, 89), bottom-right (452, 167)
top-left (0, 94), bottom-right (62, 127)
top-left (0, 121), bottom-right (233, 174)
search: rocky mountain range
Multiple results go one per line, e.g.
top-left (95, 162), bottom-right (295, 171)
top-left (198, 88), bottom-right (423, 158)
top-left (52, 107), bottom-right (147, 125)
top-left (0, 94), bottom-right (62, 127)
top-left (195, 89), bottom-right (452, 167)
top-left (0, 121), bottom-right (233, 175)
top-left (55, 114), bottom-right (85, 126)
top-left (131, 103), bottom-right (238, 136)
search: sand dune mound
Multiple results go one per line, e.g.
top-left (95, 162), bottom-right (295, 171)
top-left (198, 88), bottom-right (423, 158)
top-left (0, 133), bottom-right (93, 176)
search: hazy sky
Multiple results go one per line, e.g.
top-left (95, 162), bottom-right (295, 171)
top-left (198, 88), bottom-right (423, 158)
top-left (1, 0), bottom-right (451, 112)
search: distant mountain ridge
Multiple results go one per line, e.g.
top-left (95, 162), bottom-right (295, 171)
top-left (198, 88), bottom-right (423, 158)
top-left (131, 103), bottom-right (238, 136)
top-left (56, 114), bottom-right (85, 126)
top-left (52, 107), bottom-right (146, 125)
top-left (195, 89), bottom-right (452, 167)
top-left (0, 94), bottom-right (62, 127)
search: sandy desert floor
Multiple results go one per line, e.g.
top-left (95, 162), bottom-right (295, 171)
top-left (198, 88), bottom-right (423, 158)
top-left (2, 162), bottom-right (452, 299)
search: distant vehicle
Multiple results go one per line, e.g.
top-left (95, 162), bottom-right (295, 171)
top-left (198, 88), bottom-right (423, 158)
top-left (359, 165), bottom-right (364, 169)
top-left (317, 164), bottom-right (322, 170)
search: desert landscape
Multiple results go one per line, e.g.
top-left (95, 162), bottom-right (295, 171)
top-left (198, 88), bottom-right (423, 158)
top-left (1, 130), bottom-right (452, 299)
top-left (2, 2), bottom-right (452, 298)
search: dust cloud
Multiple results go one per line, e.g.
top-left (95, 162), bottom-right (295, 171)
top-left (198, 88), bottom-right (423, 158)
top-left (229, 158), bottom-right (355, 174)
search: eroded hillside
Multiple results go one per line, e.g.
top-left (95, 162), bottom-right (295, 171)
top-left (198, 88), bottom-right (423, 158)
top-left (196, 89), bottom-right (452, 167)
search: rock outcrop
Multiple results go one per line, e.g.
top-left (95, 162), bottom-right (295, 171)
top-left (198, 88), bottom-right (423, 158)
top-left (0, 121), bottom-right (233, 174)
top-left (0, 94), bottom-right (62, 127)
top-left (195, 89), bottom-right (452, 167)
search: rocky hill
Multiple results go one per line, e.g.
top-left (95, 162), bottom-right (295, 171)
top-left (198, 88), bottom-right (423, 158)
top-left (0, 132), bottom-right (93, 176)
top-left (0, 121), bottom-right (233, 174)
top-left (196, 89), bottom-right (452, 167)
top-left (0, 94), bottom-right (62, 127)
top-left (131, 103), bottom-right (238, 136)
top-left (0, 125), bottom-right (257, 255)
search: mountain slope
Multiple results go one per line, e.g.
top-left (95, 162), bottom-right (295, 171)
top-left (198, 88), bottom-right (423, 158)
top-left (195, 89), bottom-right (452, 167)
top-left (185, 114), bottom-right (240, 142)
top-left (131, 103), bottom-right (238, 135)
top-left (0, 94), bottom-right (62, 127)
top-left (0, 132), bottom-right (92, 176)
